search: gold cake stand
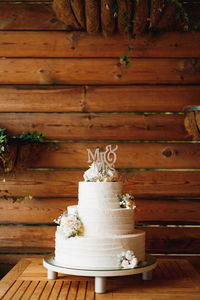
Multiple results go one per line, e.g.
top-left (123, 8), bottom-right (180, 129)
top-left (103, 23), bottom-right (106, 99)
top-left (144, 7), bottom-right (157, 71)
top-left (43, 253), bottom-right (157, 294)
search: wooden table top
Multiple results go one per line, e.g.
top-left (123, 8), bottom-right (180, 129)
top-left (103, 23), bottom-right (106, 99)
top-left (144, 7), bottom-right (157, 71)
top-left (0, 257), bottom-right (200, 299)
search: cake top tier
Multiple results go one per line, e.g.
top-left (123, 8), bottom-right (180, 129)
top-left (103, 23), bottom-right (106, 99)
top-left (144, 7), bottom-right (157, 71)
top-left (83, 161), bottom-right (120, 182)
top-left (78, 181), bottom-right (122, 209)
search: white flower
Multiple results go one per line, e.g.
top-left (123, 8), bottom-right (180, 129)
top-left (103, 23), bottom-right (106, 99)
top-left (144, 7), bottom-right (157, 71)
top-left (83, 162), bottom-right (100, 181)
top-left (121, 260), bottom-right (129, 268)
top-left (125, 250), bottom-right (134, 260)
top-left (83, 161), bottom-right (119, 182)
top-left (118, 250), bottom-right (138, 269)
top-left (55, 212), bottom-right (83, 239)
top-left (130, 256), bottom-right (138, 268)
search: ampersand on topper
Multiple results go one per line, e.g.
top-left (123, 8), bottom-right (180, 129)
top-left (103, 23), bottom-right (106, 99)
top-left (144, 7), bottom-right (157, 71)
top-left (87, 145), bottom-right (118, 169)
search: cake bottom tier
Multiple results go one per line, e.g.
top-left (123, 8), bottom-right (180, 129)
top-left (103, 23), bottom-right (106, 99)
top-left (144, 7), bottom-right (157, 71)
top-left (55, 230), bottom-right (145, 269)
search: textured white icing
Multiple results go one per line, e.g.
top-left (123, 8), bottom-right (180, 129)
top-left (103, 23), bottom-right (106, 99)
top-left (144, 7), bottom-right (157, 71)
top-left (55, 180), bottom-right (145, 269)
top-left (78, 207), bottom-right (135, 236)
top-left (55, 230), bottom-right (145, 269)
top-left (78, 182), bottom-right (122, 209)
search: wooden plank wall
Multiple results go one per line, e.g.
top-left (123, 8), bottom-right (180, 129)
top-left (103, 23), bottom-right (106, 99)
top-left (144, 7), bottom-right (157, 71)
top-left (0, 1), bottom-right (200, 276)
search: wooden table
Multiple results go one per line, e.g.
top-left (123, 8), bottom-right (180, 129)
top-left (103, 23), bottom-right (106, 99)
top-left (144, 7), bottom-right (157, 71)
top-left (0, 257), bottom-right (200, 299)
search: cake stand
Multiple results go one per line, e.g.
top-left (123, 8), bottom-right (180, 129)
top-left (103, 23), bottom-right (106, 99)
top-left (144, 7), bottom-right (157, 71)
top-left (43, 253), bottom-right (157, 294)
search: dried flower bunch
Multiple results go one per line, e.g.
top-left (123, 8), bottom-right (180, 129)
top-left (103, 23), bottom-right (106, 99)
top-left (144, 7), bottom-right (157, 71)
top-left (118, 192), bottom-right (136, 209)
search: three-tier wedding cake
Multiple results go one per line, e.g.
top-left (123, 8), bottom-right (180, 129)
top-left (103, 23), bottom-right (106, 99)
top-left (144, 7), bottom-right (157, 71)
top-left (54, 145), bottom-right (145, 269)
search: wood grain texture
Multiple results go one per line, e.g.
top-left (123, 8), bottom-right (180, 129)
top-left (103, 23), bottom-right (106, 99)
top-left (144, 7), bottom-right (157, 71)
top-left (30, 142), bottom-right (200, 169)
top-left (0, 58), bottom-right (199, 85)
top-left (0, 197), bottom-right (200, 225)
top-left (0, 86), bottom-right (85, 112)
top-left (0, 4), bottom-right (67, 30)
top-left (0, 226), bottom-right (199, 254)
top-left (1, 32), bottom-right (200, 58)
top-left (84, 85), bottom-right (200, 112)
top-left (0, 259), bottom-right (30, 299)
top-left (1, 170), bottom-right (200, 198)
top-left (1, 258), bottom-right (200, 299)
top-left (0, 113), bottom-right (188, 141)
top-left (145, 227), bottom-right (200, 254)
top-left (0, 85), bottom-right (199, 113)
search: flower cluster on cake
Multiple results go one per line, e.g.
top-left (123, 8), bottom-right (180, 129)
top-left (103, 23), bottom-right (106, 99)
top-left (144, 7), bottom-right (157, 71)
top-left (54, 145), bottom-right (145, 270)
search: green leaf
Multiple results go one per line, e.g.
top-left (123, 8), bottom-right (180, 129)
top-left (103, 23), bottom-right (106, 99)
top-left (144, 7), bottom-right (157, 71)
top-left (125, 61), bottom-right (131, 67)
top-left (123, 11), bottom-right (130, 19)
top-left (128, 45), bottom-right (134, 51)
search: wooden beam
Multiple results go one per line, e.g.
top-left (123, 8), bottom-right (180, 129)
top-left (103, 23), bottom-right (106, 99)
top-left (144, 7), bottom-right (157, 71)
top-left (0, 85), bottom-right (199, 113)
top-left (1, 170), bottom-right (200, 198)
top-left (0, 58), bottom-right (199, 85)
top-left (1, 32), bottom-right (200, 58)
top-left (0, 4), bottom-right (67, 30)
top-left (29, 142), bottom-right (200, 169)
top-left (0, 112), bottom-right (187, 141)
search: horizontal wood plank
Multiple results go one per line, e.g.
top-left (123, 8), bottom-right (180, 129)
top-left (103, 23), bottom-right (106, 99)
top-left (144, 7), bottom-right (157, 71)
top-left (0, 113), bottom-right (188, 141)
top-left (0, 58), bottom-right (199, 85)
top-left (0, 86), bottom-right (85, 112)
top-left (144, 227), bottom-right (200, 254)
top-left (31, 142), bottom-right (200, 169)
top-left (1, 32), bottom-right (200, 57)
top-left (0, 85), bottom-right (199, 113)
top-left (85, 85), bottom-right (200, 112)
top-left (0, 197), bottom-right (200, 225)
top-left (1, 170), bottom-right (200, 198)
top-left (0, 225), bottom-right (199, 254)
top-left (0, 4), bottom-right (67, 30)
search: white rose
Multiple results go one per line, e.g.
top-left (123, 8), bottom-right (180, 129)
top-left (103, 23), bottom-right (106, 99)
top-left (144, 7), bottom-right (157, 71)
top-left (121, 260), bottom-right (129, 268)
top-left (125, 250), bottom-right (134, 260)
top-left (83, 162), bottom-right (99, 181)
top-left (130, 256), bottom-right (138, 268)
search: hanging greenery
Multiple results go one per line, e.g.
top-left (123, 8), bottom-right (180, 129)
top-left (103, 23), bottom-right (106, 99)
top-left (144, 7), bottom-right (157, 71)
top-left (0, 129), bottom-right (46, 173)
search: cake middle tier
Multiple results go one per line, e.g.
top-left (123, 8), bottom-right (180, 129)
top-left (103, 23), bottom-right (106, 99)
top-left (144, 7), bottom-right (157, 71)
top-left (78, 181), bottom-right (122, 209)
top-left (78, 206), bottom-right (135, 236)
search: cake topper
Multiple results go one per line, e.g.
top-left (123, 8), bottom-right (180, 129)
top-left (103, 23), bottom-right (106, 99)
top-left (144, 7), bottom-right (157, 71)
top-left (87, 145), bottom-right (118, 169)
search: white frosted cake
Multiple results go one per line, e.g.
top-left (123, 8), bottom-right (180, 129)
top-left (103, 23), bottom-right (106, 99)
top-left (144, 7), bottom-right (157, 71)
top-left (55, 161), bottom-right (145, 269)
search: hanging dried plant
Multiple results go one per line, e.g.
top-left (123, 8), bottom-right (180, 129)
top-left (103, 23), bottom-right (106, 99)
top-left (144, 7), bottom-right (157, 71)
top-left (52, 0), bottom-right (81, 30)
top-left (101, 0), bottom-right (116, 36)
top-left (85, 0), bottom-right (100, 34)
top-left (184, 107), bottom-right (200, 141)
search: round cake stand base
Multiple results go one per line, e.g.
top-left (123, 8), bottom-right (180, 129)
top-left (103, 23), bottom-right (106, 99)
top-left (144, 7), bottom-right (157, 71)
top-left (43, 253), bottom-right (157, 294)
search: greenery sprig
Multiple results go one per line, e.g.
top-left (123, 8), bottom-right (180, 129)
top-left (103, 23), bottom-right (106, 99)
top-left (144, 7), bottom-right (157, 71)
top-left (115, 0), bottom-right (200, 67)
top-left (12, 131), bottom-right (45, 144)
